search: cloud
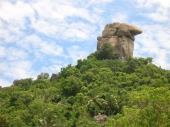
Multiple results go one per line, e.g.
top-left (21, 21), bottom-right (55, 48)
top-left (0, 46), bottom-right (28, 61)
top-left (135, 0), bottom-right (170, 22)
top-left (63, 22), bottom-right (97, 41)
top-left (135, 0), bottom-right (170, 8)
top-left (5, 47), bottom-right (28, 61)
top-left (0, 20), bottom-right (21, 43)
top-left (31, 20), bottom-right (58, 36)
top-left (0, 0), bottom-right (113, 43)
top-left (134, 23), bottom-right (170, 69)
top-left (42, 64), bottom-right (64, 74)
top-left (67, 46), bottom-right (89, 64)
top-left (17, 34), bottom-right (64, 58)
top-left (31, 0), bottom-right (96, 23)
top-left (154, 49), bottom-right (170, 69)
top-left (30, 0), bottom-right (104, 40)
top-left (0, 60), bottom-right (34, 80)
top-left (146, 7), bottom-right (169, 22)
top-left (0, 78), bottom-right (12, 87)
top-left (0, 1), bottom-right (35, 25)
top-left (0, 46), bottom-right (5, 58)
top-left (111, 13), bottom-right (128, 23)
top-left (39, 42), bottom-right (64, 56)
top-left (140, 6), bottom-right (170, 22)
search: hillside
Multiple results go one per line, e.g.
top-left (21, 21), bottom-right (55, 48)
top-left (0, 44), bottom-right (170, 127)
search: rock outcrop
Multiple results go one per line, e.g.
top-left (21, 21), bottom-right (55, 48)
top-left (97, 22), bottom-right (142, 58)
top-left (93, 113), bottom-right (108, 123)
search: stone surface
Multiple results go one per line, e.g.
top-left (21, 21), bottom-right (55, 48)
top-left (93, 113), bottom-right (108, 123)
top-left (97, 22), bottom-right (142, 58)
top-left (50, 73), bottom-right (58, 82)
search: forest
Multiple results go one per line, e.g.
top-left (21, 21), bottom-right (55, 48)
top-left (0, 43), bottom-right (170, 127)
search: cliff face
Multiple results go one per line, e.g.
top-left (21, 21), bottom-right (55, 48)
top-left (97, 22), bottom-right (142, 58)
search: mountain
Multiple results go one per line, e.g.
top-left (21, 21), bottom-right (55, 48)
top-left (0, 21), bottom-right (170, 126)
top-left (0, 45), bottom-right (170, 126)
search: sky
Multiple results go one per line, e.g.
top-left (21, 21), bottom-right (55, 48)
top-left (0, 0), bottom-right (170, 87)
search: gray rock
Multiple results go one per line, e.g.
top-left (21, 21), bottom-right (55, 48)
top-left (97, 22), bottom-right (142, 58)
top-left (93, 113), bottom-right (108, 123)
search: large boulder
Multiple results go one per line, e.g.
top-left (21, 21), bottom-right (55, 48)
top-left (93, 113), bottom-right (108, 123)
top-left (97, 22), bottom-right (142, 58)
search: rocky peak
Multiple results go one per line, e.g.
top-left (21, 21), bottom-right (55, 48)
top-left (97, 22), bottom-right (142, 58)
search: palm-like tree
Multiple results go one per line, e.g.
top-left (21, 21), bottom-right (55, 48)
top-left (38, 108), bottom-right (57, 127)
top-left (106, 95), bottom-right (119, 115)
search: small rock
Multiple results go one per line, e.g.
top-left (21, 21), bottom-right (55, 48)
top-left (93, 113), bottom-right (108, 123)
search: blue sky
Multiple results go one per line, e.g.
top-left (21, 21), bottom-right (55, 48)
top-left (0, 0), bottom-right (170, 87)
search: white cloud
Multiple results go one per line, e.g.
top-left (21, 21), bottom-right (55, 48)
top-left (0, 46), bottom-right (28, 60)
top-left (0, 0), bottom-right (112, 44)
top-left (0, 78), bottom-right (12, 87)
top-left (154, 49), bottom-right (170, 69)
top-left (30, 0), bottom-right (100, 40)
top-left (67, 46), bottom-right (89, 64)
top-left (31, 20), bottom-right (58, 36)
top-left (147, 7), bottom-right (169, 22)
top-left (17, 34), bottom-right (42, 51)
top-left (135, 0), bottom-right (170, 22)
top-left (0, 1), bottom-right (35, 24)
top-left (134, 23), bottom-right (170, 69)
top-left (140, 6), bottom-right (170, 22)
top-left (7, 47), bottom-right (28, 61)
top-left (17, 34), bottom-right (64, 58)
top-left (39, 41), bottom-right (63, 56)
top-left (63, 22), bottom-right (97, 41)
top-left (0, 1), bottom-right (34, 43)
top-left (0, 60), bottom-right (34, 80)
top-left (135, 0), bottom-right (170, 8)
top-left (111, 13), bottom-right (128, 23)
top-left (86, 0), bottom-right (113, 5)
top-left (31, 0), bottom-right (97, 23)
top-left (42, 64), bottom-right (64, 74)
top-left (0, 46), bottom-right (5, 58)
top-left (0, 23), bottom-right (19, 43)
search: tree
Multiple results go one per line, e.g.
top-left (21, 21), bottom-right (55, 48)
top-left (60, 76), bottom-right (83, 97)
top-left (38, 108), bottom-right (57, 127)
top-left (37, 73), bottom-right (50, 79)
top-left (13, 78), bottom-right (32, 90)
top-left (94, 43), bottom-right (118, 60)
top-left (59, 66), bottom-right (81, 79)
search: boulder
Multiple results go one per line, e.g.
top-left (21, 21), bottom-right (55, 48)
top-left (93, 113), bottom-right (108, 123)
top-left (97, 22), bottom-right (142, 58)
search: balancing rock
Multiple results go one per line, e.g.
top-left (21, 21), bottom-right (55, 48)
top-left (97, 22), bottom-right (142, 58)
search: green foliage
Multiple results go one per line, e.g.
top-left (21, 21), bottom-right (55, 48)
top-left (93, 43), bottom-right (119, 60)
top-left (37, 72), bottom-right (50, 80)
top-left (60, 76), bottom-right (83, 97)
top-left (13, 78), bottom-right (32, 90)
top-left (0, 53), bottom-right (170, 127)
top-left (0, 116), bottom-right (9, 127)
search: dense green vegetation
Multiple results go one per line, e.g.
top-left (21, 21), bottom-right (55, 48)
top-left (0, 43), bottom-right (170, 127)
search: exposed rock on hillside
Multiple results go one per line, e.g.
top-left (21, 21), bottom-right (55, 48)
top-left (93, 113), bottom-right (108, 123)
top-left (97, 22), bottom-right (142, 58)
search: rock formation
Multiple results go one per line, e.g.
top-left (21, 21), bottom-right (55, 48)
top-left (93, 113), bottom-right (108, 123)
top-left (97, 22), bottom-right (142, 58)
